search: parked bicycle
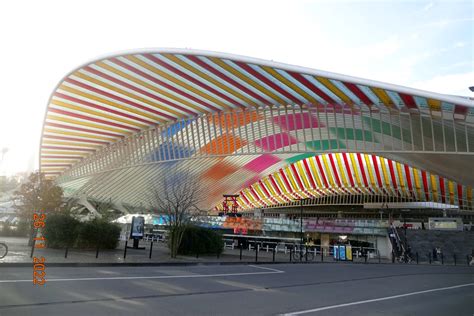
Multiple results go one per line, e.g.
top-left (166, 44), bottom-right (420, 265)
top-left (0, 241), bottom-right (8, 259)
top-left (292, 247), bottom-right (315, 261)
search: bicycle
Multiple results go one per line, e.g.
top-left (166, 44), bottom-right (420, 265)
top-left (292, 247), bottom-right (315, 261)
top-left (0, 242), bottom-right (8, 259)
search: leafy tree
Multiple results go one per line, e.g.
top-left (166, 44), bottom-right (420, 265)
top-left (13, 172), bottom-right (63, 244)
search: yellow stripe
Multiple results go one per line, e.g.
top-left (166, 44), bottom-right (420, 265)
top-left (96, 61), bottom-right (202, 115)
top-left (284, 168), bottom-right (299, 192)
top-left (363, 154), bottom-right (376, 187)
top-left (41, 159), bottom-right (79, 164)
top-left (315, 77), bottom-right (352, 105)
top-left (44, 128), bottom-right (113, 142)
top-left (40, 167), bottom-right (68, 171)
top-left (73, 71), bottom-right (194, 118)
top-left (371, 87), bottom-right (393, 107)
top-left (395, 162), bottom-right (407, 195)
top-left (262, 66), bottom-right (317, 103)
top-left (47, 114), bottom-right (129, 135)
top-left (427, 98), bottom-right (441, 111)
top-left (335, 154), bottom-right (348, 187)
top-left (467, 186), bottom-right (472, 206)
top-left (209, 57), bottom-right (285, 105)
top-left (42, 140), bottom-right (101, 149)
top-left (274, 173), bottom-right (290, 195)
top-left (163, 54), bottom-right (257, 106)
top-left (379, 157), bottom-right (391, 188)
top-left (59, 84), bottom-right (167, 123)
top-left (51, 99), bottom-right (147, 129)
top-left (321, 155), bottom-right (335, 187)
top-left (41, 150), bottom-right (88, 155)
top-left (296, 161), bottom-right (310, 188)
top-left (349, 153), bottom-right (362, 188)
top-left (125, 55), bottom-right (231, 110)
top-left (308, 157), bottom-right (323, 187)
top-left (412, 168), bottom-right (422, 200)
top-left (430, 174), bottom-right (439, 201)
top-left (448, 181), bottom-right (455, 204)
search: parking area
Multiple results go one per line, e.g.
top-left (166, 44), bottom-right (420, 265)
top-left (0, 263), bottom-right (472, 315)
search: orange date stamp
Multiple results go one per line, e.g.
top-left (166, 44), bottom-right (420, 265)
top-left (32, 211), bottom-right (46, 285)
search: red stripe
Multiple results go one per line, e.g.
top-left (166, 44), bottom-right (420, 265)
top-left (356, 154), bottom-right (369, 187)
top-left (302, 159), bottom-right (317, 188)
top-left (387, 159), bottom-right (398, 189)
top-left (341, 82), bottom-right (372, 105)
top-left (49, 108), bottom-right (139, 132)
top-left (342, 153), bottom-right (355, 187)
top-left (288, 72), bottom-right (335, 104)
top-left (249, 186), bottom-right (262, 203)
top-left (234, 62), bottom-right (301, 103)
top-left (239, 192), bottom-right (253, 207)
top-left (371, 156), bottom-right (383, 188)
top-left (328, 154), bottom-right (342, 187)
top-left (65, 78), bottom-right (178, 121)
top-left (279, 169), bottom-right (294, 193)
top-left (185, 55), bottom-right (271, 104)
top-left (45, 122), bottom-right (122, 138)
top-left (43, 134), bottom-right (109, 145)
top-left (41, 155), bottom-right (83, 159)
top-left (143, 54), bottom-right (246, 109)
top-left (398, 93), bottom-right (418, 109)
top-left (421, 171), bottom-right (430, 201)
top-left (111, 57), bottom-right (220, 112)
top-left (454, 104), bottom-right (469, 119)
top-left (457, 184), bottom-right (463, 207)
top-left (41, 146), bottom-right (96, 152)
top-left (55, 91), bottom-right (155, 125)
top-left (259, 180), bottom-right (275, 204)
top-left (314, 156), bottom-right (329, 187)
top-left (290, 164), bottom-right (305, 191)
top-left (268, 174), bottom-right (282, 195)
top-left (41, 164), bottom-right (72, 167)
top-left (439, 178), bottom-right (446, 203)
top-left (404, 165), bottom-right (413, 194)
top-left (84, 65), bottom-right (196, 116)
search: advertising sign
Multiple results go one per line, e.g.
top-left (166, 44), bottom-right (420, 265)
top-left (339, 245), bottom-right (346, 260)
top-left (346, 245), bottom-right (353, 261)
top-left (333, 245), bottom-right (339, 260)
top-left (130, 216), bottom-right (145, 238)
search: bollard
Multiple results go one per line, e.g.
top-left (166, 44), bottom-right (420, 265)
top-left (453, 254), bottom-right (456, 266)
top-left (321, 248), bottom-right (324, 262)
top-left (255, 242), bottom-right (258, 262)
top-left (273, 247), bottom-right (276, 262)
top-left (30, 241), bottom-right (35, 258)
top-left (65, 247), bottom-right (69, 259)
top-left (196, 250), bottom-right (199, 259)
top-left (217, 249), bottom-right (220, 259)
top-left (290, 248), bottom-right (292, 262)
top-left (378, 251), bottom-right (381, 264)
top-left (149, 242), bottom-right (153, 259)
top-left (96, 245), bottom-right (100, 259)
top-left (123, 240), bottom-right (128, 259)
top-left (305, 246), bottom-right (308, 262)
top-left (467, 255), bottom-right (470, 266)
top-left (428, 252), bottom-right (431, 264)
top-left (365, 253), bottom-right (368, 264)
top-left (239, 244), bottom-right (243, 261)
top-left (392, 251), bottom-right (395, 263)
top-left (441, 253), bottom-right (444, 265)
top-left (416, 252), bottom-right (419, 264)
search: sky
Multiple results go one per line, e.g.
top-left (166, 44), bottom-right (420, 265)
top-left (0, 0), bottom-right (472, 175)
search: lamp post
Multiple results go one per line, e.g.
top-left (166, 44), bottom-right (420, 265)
top-left (300, 199), bottom-right (303, 260)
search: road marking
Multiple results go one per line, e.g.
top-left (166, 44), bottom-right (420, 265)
top-left (248, 265), bottom-right (284, 273)
top-left (0, 266), bottom-right (284, 284)
top-left (283, 283), bottom-right (474, 315)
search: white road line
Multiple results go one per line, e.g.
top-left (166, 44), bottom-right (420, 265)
top-left (283, 283), bottom-right (474, 315)
top-left (248, 265), bottom-right (284, 273)
top-left (0, 268), bottom-right (284, 284)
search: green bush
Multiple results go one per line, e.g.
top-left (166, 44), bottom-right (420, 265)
top-left (178, 226), bottom-right (223, 255)
top-left (43, 213), bottom-right (80, 248)
top-left (76, 219), bottom-right (121, 249)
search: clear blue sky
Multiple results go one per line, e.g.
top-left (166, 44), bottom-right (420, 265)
top-left (0, 0), bottom-right (472, 175)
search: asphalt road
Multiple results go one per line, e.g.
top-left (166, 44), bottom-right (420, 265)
top-left (0, 263), bottom-right (472, 315)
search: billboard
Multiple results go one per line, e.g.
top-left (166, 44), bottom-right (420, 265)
top-left (130, 216), bottom-right (145, 238)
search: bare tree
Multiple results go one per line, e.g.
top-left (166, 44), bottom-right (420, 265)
top-left (148, 174), bottom-right (203, 258)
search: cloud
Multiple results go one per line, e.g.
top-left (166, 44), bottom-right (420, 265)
top-left (410, 71), bottom-right (474, 97)
top-left (423, 2), bottom-right (434, 11)
top-left (422, 17), bottom-right (474, 28)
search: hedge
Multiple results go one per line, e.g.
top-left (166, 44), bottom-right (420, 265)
top-left (178, 226), bottom-right (223, 256)
top-left (43, 213), bottom-right (120, 249)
